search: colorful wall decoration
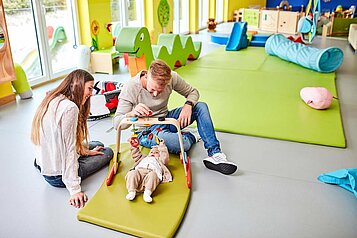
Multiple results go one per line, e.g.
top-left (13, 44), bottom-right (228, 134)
top-left (145, 0), bottom-right (174, 44)
top-left (158, 0), bottom-right (170, 33)
top-left (266, 0), bottom-right (356, 12)
top-left (77, 0), bottom-right (112, 50)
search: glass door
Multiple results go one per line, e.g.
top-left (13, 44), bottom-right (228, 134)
top-left (216, 0), bottom-right (223, 23)
top-left (127, 0), bottom-right (144, 27)
top-left (42, 0), bottom-right (78, 75)
top-left (198, 0), bottom-right (208, 29)
top-left (111, 0), bottom-right (143, 36)
top-left (111, 0), bottom-right (125, 40)
top-left (180, 0), bottom-right (189, 34)
top-left (173, 0), bottom-right (189, 34)
top-left (4, 0), bottom-right (43, 80)
top-left (4, 0), bottom-right (79, 85)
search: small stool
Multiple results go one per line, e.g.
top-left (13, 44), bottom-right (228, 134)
top-left (91, 46), bottom-right (120, 74)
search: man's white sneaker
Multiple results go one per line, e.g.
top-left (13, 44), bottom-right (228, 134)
top-left (203, 152), bottom-right (238, 175)
top-left (182, 127), bottom-right (201, 143)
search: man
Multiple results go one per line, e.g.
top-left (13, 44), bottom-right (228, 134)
top-left (113, 60), bottom-right (237, 175)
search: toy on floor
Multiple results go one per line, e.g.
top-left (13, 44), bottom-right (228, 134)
top-left (287, 35), bottom-right (305, 44)
top-left (222, 22), bottom-right (269, 50)
top-left (212, 33), bottom-right (270, 46)
top-left (207, 18), bottom-right (217, 32)
top-left (300, 87), bottom-right (335, 109)
top-left (249, 34), bottom-right (270, 47)
top-left (211, 34), bottom-right (230, 45)
top-left (13, 63), bottom-right (33, 99)
top-left (92, 80), bottom-right (123, 113)
top-left (88, 81), bottom-right (124, 121)
top-left (88, 94), bottom-right (111, 121)
top-left (318, 168), bottom-right (357, 198)
top-left (108, 117), bottom-right (191, 188)
top-left (125, 138), bottom-right (172, 203)
top-left (297, 0), bottom-right (321, 43)
top-left (226, 22), bottom-right (248, 51)
top-left (265, 34), bottom-right (344, 73)
top-left (115, 27), bottom-right (201, 77)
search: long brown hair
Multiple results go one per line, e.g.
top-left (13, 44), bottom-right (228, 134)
top-left (31, 69), bottom-right (94, 155)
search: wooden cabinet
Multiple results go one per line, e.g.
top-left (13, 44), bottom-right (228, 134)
top-left (0, 0), bottom-right (15, 83)
top-left (278, 11), bottom-right (299, 34)
top-left (260, 10), bottom-right (279, 32)
top-left (0, 0), bottom-right (16, 106)
top-left (242, 8), bottom-right (300, 34)
top-left (243, 9), bottom-right (260, 29)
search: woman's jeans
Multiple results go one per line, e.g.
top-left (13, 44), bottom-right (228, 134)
top-left (138, 102), bottom-right (221, 156)
top-left (36, 141), bottom-right (113, 188)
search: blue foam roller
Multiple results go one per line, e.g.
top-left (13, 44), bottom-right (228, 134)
top-left (265, 34), bottom-right (344, 73)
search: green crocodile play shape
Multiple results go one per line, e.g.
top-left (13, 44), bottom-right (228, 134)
top-left (115, 27), bottom-right (201, 76)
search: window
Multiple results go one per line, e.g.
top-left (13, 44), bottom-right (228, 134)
top-left (173, 0), bottom-right (189, 34)
top-left (127, 0), bottom-right (143, 26)
top-left (111, 0), bottom-right (144, 30)
top-left (4, 0), bottom-right (42, 80)
top-left (4, 0), bottom-right (79, 85)
top-left (216, 0), bottom-right (223, 23)
top-left (198, 0), bottom-right (208, 29)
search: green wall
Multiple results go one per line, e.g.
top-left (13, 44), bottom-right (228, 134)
top-left (77, 0), bottom-right (268, 48)
top-left (77, 0), bottom-right (113, 49)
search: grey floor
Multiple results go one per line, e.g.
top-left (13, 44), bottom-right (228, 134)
top-left (1, 23), bottom-right (357, 238)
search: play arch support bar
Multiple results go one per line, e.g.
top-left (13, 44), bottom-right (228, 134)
top-left (107, 117), bottom-right (190, 188)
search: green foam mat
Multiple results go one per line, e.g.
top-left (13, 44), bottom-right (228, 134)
top-left (77, 144), bottom-right (190, 238)
top-left (169, 47), bottom-right (345, 147)
top-left (188, 46), bottom-right (267, 71)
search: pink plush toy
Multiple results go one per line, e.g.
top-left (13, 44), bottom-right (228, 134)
top-left (300, 87), bottom-right (334, 109)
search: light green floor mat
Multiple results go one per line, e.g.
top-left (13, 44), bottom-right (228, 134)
top-left (188, 47), bottom-right (267, 71)
top-left (169, 47), bottom-right (346, 147)
top-left (77, 144), bottom-right (190, 238)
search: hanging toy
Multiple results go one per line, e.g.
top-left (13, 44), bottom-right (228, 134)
top-left (129, 135), bottom-right (140, 147)
top-left (297, 0), bottom-right (321, 44)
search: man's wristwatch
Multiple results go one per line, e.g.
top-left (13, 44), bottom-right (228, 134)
top-left (185, 100), bottom-right (194, 107)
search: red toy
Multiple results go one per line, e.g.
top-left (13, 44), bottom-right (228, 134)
top-left (129, 136), bottom-right (140, 147)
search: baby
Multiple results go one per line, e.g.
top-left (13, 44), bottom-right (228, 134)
top-left (125, 138), bottom-right (172, 203)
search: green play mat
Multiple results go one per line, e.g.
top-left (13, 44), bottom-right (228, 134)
top-left (77, 144), bottom-right (190, 238)
top-left (169, 47), bottom-right (345, 148)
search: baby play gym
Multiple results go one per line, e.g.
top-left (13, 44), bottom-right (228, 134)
top-left (1, 0), bottom-right (357, 237)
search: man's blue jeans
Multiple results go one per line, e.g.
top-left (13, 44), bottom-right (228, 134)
top-left (40, 141), bottom-right (113, 188)
top-left (138, 102), bottom-right (221, 156)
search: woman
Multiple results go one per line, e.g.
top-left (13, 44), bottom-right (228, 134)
top-left (31, 69), bottom-right (113, 208)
